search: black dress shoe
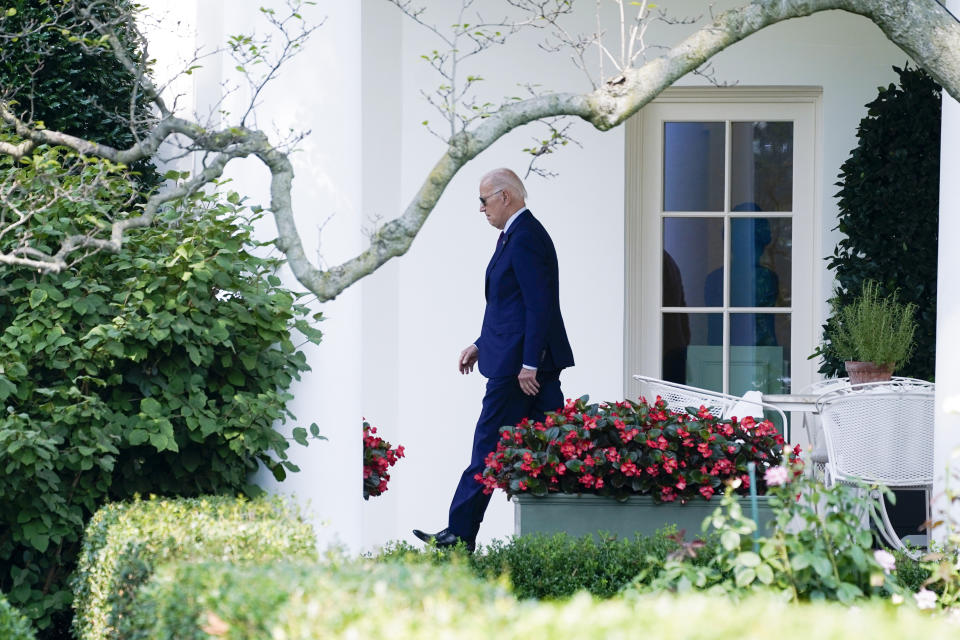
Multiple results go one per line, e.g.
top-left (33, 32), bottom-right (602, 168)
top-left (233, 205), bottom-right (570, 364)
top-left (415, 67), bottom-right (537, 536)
top-left (412, 528), bottom-right (475, 552)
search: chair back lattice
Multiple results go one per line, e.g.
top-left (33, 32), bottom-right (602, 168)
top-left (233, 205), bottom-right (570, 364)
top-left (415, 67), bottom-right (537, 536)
top-left (818, 389), bottom-right (934, 487)
top-left (633, 376), bottom-right (734, 418)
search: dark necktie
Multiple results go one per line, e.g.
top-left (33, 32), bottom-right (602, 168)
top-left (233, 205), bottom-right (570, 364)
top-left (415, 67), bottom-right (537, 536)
top-left (497, 231), bottom-right (505, 248)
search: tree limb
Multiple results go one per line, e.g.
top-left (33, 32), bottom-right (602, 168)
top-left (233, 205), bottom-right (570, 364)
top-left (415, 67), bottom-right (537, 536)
top-left (1, 0), bottom-right (958, 300)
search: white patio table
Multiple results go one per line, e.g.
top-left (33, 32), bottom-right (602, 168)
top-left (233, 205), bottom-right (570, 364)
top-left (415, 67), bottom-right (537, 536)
top-left (761, 392), bottom-right (828, 478)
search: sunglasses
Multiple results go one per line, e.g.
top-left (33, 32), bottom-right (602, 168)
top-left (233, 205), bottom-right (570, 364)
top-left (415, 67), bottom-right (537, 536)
top-left (479, 189), bottom-right (504, 206)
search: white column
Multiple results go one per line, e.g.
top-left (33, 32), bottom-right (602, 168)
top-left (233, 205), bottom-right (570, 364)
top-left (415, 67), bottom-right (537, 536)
top-left (182, 0), bottom-right (366, 552)
top-left (933, 0), bottom-right (960, 542)
top-left (359, 1), bottom-right (403, 550)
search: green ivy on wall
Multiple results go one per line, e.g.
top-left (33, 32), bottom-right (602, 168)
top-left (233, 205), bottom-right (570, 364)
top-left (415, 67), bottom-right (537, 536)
top-left (820, 66), bottom-right (940, 380)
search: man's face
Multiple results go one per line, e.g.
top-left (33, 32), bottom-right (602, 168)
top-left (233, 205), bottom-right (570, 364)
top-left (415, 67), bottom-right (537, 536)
top-left (479, 181), bottom-right (510, 230)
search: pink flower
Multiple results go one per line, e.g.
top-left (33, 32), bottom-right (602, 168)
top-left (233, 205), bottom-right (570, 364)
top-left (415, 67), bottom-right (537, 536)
top-left (874, 549), bottom-right (896, 573)
top-left (764, 465), bottom-right (789, 486)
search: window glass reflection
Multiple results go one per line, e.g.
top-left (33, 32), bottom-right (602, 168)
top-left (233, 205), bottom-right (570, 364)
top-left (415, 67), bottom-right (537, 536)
top-left (731, 121), bottom-right (793, 212)
top-left (663, 217), bottom-right (723, 307)
top-left (663, 312), bottom-right (721, 392)
top-left (728, 217), bottom-right (792, 308)
top-left (663, 122), bottom-right (725, 211)
top-left (727, 313), bottom-right (791, 397)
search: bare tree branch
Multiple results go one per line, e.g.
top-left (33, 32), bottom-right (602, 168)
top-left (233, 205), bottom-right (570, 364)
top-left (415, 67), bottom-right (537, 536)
top-left (1, 0), bottom-right (959, 303)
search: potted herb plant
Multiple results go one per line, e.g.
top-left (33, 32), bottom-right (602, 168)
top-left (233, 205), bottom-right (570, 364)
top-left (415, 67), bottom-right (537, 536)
top-left (821, 280), bottom-right (918, 384)
top-left (476, 396), bottom-right (800, 539)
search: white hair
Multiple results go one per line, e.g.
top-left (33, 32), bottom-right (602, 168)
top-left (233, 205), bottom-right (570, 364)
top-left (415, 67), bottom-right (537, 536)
top-left (481, 168), bottom-right (527, 201)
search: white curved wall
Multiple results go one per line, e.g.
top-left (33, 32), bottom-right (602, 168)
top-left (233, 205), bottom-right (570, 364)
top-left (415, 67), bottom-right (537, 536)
top-left (144, 0), bottom-right (918, 551)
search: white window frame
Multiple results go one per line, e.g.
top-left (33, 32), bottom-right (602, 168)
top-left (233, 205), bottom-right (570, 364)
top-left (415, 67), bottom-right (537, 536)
top-left (624, 86), bottom-right (823, 401)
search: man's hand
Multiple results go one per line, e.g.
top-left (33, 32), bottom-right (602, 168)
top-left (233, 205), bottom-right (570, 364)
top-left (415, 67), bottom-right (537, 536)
top-left (459, 344), bottom-right (479, 374)
top-left (518, 367), bottom-right (540, 396)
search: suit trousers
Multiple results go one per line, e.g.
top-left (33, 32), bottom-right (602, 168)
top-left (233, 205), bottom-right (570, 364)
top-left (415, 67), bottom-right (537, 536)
top-left (448, 369), bottom-right (563, 543)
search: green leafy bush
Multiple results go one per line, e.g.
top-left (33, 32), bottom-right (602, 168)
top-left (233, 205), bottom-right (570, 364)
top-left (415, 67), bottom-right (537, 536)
top-left (638, 467), bottom-right (911, 603)
top-left (473, 530), bottom-right (713, 599)
top-left (125, 559), bottom-right (956, 639)
top-left (374, 529), bottom-right (718, 600)
top-left (895, 550), bottom-right (932, 594)
top-left (0, 592), bottom-right (35, 640)
top-left (0, 163), bottom-right (322, 631)
top-left (823, 65), bottom-right (940, 379)
top-left (71, 495), bottom-right (317, 640)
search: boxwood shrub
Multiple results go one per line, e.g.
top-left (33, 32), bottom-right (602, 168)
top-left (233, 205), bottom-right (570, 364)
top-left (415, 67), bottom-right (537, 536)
top-left (473, 530), bottom-right (715, 599)
top-left (0, 592), bottom-right (35, 640)
top-left (71, 495), bottom-right (316, 640)
top-left (375, 529), bottom-right (718, 600)
top-left (127, 559), bottom-right (955, 639)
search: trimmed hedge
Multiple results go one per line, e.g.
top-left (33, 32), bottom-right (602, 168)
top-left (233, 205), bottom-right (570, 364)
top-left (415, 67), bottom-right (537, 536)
top-left (0, 592), bottom-right (35, 640)
top-left (126, 560), bottom-right (955, 639)
top-left (71, 495), bottom-right (316, 640)
top-left (376, 530), bottom-right (717, 600)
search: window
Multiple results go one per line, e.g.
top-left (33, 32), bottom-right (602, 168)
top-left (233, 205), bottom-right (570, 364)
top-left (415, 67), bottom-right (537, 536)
top-left (625, 88), bottom-right (820, 402)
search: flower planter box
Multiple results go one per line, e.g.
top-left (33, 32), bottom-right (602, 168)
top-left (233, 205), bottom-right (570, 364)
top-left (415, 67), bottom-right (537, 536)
top-left (513, 493), bottom-right (775, 540)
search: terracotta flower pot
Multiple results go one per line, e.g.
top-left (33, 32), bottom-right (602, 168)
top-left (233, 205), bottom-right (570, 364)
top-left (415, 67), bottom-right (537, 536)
top-left (844, 360), bottom-right (894, 385)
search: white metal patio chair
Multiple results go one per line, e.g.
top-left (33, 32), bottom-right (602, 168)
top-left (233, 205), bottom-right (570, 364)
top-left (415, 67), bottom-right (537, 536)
top-left (633, 375), bottom-right (789, 440)
top-left (802, 378), bottom-right (932, 480)
top-left (795, 378), bottom-right (850, 482)
top-left (816, 384), bottom-right (935, 557)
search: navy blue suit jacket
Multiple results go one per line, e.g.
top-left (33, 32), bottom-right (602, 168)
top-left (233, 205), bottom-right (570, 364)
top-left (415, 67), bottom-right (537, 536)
top-left (474, 210), bottom-right (574, 378)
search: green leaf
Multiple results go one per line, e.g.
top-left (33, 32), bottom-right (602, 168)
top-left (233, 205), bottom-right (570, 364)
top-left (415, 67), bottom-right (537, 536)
top-left (811, 556), bottom-right (833, 578)
top-left (292, 427), bottom-right (308, 446)
top-left (734, 567), bottom-right (756, 588)
top-left (755, 564), bottom-right (775, 585)
top-left (0, 376), bottom-right (15, 401)
top-left (29, 288), bottom-right (48, 308)
top-left (736, 551), bottom-right (761, 568)
top-left (294, 320), bottom-right (324, 344)
top-left (720, 530), bottom-right (740, 551)
top-left (149, 431), bottom-right (178, 453)
top-left (140, 397), bottom-right (162, 417)
top-left (186, 344), bottom-right (202, 366)
top-left (791, 553), bottom-right (812, 571)
top-left (836, 582), bottom-right (864, 603)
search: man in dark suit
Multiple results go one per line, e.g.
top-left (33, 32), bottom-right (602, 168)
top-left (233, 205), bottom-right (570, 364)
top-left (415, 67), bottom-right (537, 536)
top-left (413, 168), bottom-right (574, 551)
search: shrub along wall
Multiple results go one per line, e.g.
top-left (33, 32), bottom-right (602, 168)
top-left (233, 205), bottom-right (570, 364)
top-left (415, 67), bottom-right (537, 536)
top-left (71, 495), bottom-right (317, 640)
top-left (123, 560), bottom-right (955, 639)
top-left (821, 65), bottom-right (940, 379)
top-left (0, 180), bottom-right (322, 631)
top-left (0, 3), bottom-right (322, 635)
